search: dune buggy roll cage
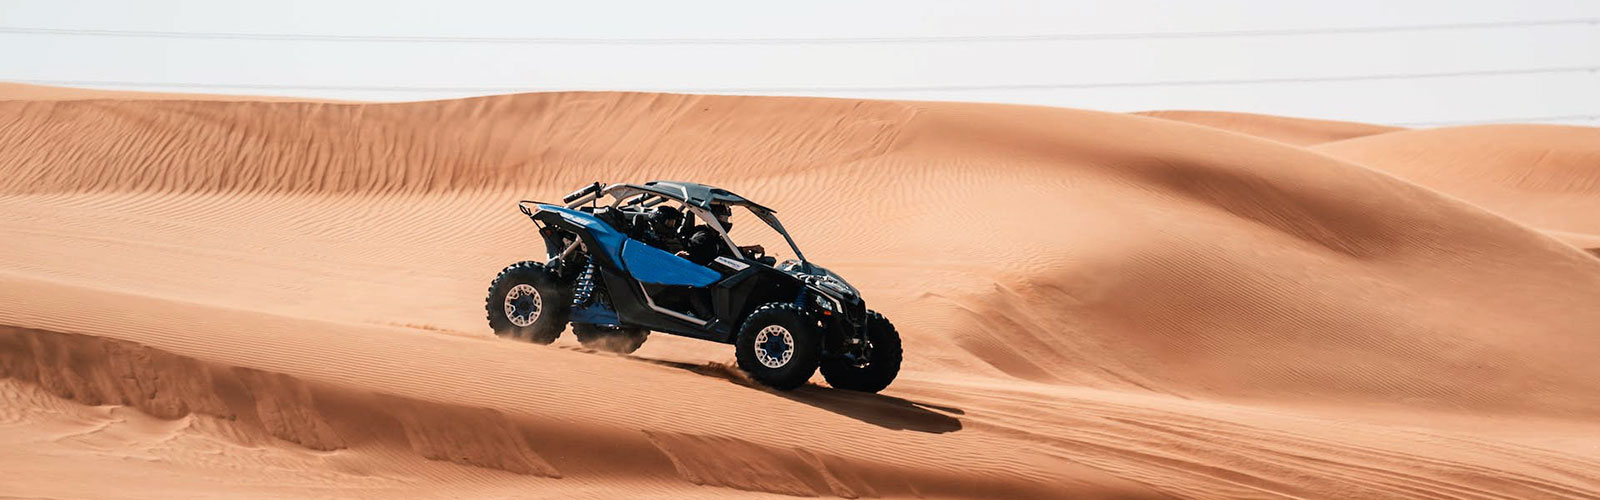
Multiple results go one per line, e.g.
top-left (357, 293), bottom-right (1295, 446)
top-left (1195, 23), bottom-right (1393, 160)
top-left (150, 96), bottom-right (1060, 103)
top-left (518, 181), bottom-right (809, 264)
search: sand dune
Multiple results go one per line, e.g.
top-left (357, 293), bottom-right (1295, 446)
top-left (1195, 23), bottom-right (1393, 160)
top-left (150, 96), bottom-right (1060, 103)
top-left (2, 85), bottom-right (1598, 499)
top-left (1135, 110), bottom-right (1404, 146)
top-left (1313, 124), bottom-right (1600, 242)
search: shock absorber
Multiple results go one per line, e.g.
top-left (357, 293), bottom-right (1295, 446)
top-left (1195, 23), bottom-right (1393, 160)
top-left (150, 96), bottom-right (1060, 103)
top-left (572, 259), bottom-right (597, 307)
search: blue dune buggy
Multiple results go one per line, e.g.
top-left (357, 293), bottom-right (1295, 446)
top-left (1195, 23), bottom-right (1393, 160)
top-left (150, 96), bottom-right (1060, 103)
top-left (485, 181), bottom-right (901, 392)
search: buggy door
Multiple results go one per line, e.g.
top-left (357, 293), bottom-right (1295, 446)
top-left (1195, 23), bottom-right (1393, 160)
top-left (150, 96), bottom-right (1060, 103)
top-left (620, 239), bottom-right (720, 322)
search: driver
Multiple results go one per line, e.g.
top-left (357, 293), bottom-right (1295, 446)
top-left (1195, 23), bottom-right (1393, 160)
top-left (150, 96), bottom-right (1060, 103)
top-left (643, 205), bottom-right (685, 251)
top-left (678, 204), bottom-right (763, 266)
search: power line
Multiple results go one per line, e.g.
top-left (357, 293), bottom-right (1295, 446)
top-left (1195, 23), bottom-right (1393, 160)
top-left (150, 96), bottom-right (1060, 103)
top-left (13, 66), bottom-right (1597, 94)
top-left (1396, 114), bottom-right (1600, 126)
top-left (0, 18), bottom-right (1594, 45)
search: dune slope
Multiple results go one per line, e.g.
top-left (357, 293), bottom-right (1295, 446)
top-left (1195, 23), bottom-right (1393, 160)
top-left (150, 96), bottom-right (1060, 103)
top-left (1313, 124), bottom-right (1600, 248)
top-left (1135, 110), bottom-right (1403, 146)
top-left (1, 88), bottom-right (1598, 499)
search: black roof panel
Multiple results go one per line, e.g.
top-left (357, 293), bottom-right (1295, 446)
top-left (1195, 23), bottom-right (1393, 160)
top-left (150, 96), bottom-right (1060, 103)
top-left (641, 180), bottom-right (772, 212)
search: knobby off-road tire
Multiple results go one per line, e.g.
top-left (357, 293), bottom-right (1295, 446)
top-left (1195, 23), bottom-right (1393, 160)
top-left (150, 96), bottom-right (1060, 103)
top-left (486, 261), bottom-right (570, 345)
top-left (820, 310), bottom-right (902, 393)
top-left (572, 324), bottom-right (649, 354)
top-left (736, 303), bottom-right (822, 390)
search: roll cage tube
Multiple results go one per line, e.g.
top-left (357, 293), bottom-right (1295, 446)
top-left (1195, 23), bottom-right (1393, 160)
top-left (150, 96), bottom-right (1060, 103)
top-left (524, 183), bottom-right (809, 265)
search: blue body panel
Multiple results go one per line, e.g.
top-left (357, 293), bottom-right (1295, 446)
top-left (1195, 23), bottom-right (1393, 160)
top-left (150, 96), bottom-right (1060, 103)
top-left (537, 205), bottom-right (628, 261)
top-left (621, 240), bottom-right (721, 287)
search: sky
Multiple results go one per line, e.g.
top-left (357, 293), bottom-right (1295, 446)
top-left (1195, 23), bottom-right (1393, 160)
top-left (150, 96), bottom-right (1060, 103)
top-left (2, 0), bottom-right (1597, 126)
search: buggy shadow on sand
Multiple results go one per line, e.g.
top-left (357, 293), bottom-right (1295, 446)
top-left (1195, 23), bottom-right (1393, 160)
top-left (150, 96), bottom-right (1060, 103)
top-left (646, 357), bottom-right (959, 433)
top-left (487, 181), bottom-right (902, 392)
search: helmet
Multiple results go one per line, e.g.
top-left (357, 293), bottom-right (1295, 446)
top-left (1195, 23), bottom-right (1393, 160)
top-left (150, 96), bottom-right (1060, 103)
top-left (709, 204), bottom-right (733, 229)
top-left (649, 206), bottom-right (682, 234)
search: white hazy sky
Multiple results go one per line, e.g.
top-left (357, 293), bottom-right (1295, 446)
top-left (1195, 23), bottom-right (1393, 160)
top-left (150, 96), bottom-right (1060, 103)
top-left (2, 0), bottom-right (1597, 126)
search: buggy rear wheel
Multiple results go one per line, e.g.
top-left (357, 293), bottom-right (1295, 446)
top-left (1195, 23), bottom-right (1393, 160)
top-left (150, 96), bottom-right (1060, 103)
top-left (486, 261), bottom-right (570, 344)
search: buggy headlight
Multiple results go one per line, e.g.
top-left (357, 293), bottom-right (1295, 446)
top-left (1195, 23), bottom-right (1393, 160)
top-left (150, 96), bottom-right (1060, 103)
top-left (817, 277), bottom-right (850, 295)
top-left (811, 290), bottom-right (839, 312)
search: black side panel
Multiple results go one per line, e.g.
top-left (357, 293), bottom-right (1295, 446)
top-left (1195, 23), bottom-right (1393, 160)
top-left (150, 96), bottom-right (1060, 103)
top-left (599, 268), bottom-right (725, 342)
top-left (599, 267), bottom-right (651, 323)
top-left (714, 265), bottom-right (804, 343)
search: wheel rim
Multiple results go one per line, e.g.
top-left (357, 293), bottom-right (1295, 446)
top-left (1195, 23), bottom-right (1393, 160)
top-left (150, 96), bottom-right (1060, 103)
top-left (753, 325), bottom-right (794, 369)
top-left (504, 284), bottom-right (541, 327)
top-left (847, 340), bottom-right (874, 368)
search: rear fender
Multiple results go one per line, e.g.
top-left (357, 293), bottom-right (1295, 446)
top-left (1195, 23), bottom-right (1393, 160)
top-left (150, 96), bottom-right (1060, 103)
top-left (525, 204), bottom-right (628, 269)
top-left (520, 201), bottom-right (571, 259)
top-left (535, 224), bottom-right (568, 261)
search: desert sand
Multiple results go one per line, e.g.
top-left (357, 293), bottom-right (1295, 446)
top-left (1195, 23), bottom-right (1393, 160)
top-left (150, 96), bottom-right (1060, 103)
top-left (1, 85), bottom-right (1597, 499)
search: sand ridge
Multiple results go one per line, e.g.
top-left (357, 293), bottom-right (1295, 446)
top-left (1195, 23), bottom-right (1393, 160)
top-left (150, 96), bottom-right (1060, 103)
top-left (1313, 124), bottom-right (1600, 238)
top-left (1135, 110), bottom-right (1405, 146)
top-left (1, 84), bottom-right (1598, 499)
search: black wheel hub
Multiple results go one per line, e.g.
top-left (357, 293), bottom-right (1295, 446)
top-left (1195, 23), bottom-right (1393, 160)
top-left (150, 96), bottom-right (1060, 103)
top-left (511, 295), bottom-right (537, 322)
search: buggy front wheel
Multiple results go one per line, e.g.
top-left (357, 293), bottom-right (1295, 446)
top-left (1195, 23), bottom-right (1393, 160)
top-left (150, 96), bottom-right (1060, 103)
top-left (735, 303), bottom-right (821, 390)
top-left (820, 310), bottom-right (901, 393)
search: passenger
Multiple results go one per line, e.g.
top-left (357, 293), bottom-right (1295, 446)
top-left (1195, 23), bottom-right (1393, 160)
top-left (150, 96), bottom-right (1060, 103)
top-left (678, 204), bottom-right (762, 266)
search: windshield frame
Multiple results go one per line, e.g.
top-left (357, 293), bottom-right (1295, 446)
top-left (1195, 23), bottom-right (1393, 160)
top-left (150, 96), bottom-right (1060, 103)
top-left (687, 204), bottom-right (806, 263)
top-left (746, 206), bottom-right (807, 264)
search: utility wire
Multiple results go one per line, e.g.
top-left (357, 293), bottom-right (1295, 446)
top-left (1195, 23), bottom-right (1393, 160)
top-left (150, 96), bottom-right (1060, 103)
top-left (1396, 114), bottom-right (1600, 126)
top-left (13, 66), bottom-right (1597, 94)
top-left (0, 18), bottom-right (1594, 45)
